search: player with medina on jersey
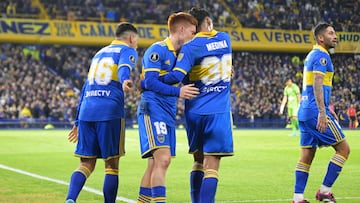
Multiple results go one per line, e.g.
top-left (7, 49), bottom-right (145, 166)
top-left (158, 7), bottom-right (234, 203)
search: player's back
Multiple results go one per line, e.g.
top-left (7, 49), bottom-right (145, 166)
top-left (298, 45), bottom-right (334, 121)
top-left (178, 30), bottom-right (232, 115)
top-left (79, 42), bottom-right (137, 121)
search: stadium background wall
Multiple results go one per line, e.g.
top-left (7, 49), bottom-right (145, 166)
top-left (0, 18), bottom-right (359, 53)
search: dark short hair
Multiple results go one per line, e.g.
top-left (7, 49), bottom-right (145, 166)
top-left (313, 22), bottom-right (333, 37)
top-left (189, 7), bottom-right (210, 26)
top-left (115, 22), bottom-right (137, 37)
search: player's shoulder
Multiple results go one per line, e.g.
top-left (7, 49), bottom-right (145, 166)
top-left (311, 46), bottom-right (330, 58)
top-left (216, 30), bottom-right (230, 38)
top-left (145, 41), bottom-right (167, 54)
top-left (311, 50), bottom-right (331, 67)
top-left (143, 42), bottom-right (167, 64)
top-left (151, 41), bottom-right (167, 49)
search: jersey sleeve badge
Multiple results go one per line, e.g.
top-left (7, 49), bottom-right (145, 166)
top-left (149, 52), bottom-right (159, 62)
top-left (177, 53), bottom-right (184, 61)
top-left (129, 55), bottom-right (136, 64)
top-left (320, 57), bottom-right (327, 66)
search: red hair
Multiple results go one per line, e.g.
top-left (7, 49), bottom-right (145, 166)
top-left (167, 12), bottom-right (198, 34)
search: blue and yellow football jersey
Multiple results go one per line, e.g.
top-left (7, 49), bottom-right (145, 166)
top-left (298, 45), bottom-right (334, 121)
top-left (78, 40), bottom-right (138, 121)
top-left (175, 30), bottom-right (232, 114)
top-left (138, 38), bottom-right (179, 126)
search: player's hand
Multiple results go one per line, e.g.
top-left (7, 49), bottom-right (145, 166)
top-left (316, 112), bottom-right (327, 133)
top-left (279, 105), bottom-right (284, 115)
top-left (180, 84), bottom-right (200, 100)
top-left (68, 125), bottom-right (78, 143)
top-left (122, 80), bottom-right (133, 93)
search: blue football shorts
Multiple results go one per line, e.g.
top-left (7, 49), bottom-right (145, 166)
top-left (299, 114), bottom-right (346, 148)
top-left (138, 113), bottom-right (176, 158)
top-left (75, 118), bottom-right (125, 160)
top-left (185, 111), bottom-right (234, 156)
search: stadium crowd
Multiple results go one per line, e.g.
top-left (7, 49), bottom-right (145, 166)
top-left (1, 0), bottom-right (359, 31)
top-left (1, 43), bottom-right (359, 128)
top-left (0, 0), bottom-right (359, 128)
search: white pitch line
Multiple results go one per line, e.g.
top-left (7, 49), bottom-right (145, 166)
top-left (0, 164), bottom-right (136, 203)
top-left (2, 164), bottom-right (360, 203)
top-left (212, 196), bottom-right (360, 203)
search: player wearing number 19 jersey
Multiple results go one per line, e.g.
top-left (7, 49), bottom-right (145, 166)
top-left (65, 22), bottom-right (138, 203)
top-left (159, 8), bottom-right (234, 203)
top-left (136, 12), bottom-right (198, 203)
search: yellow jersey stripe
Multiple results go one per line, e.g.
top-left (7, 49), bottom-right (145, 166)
top-left (304, 71), bottom-right (333, 86)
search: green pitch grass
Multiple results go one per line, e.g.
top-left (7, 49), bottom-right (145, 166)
top-left (0, 129), bottom-right (359, 203)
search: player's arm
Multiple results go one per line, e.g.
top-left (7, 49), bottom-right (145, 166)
top-left (73, 82), bottom-right (86, 127)
top-left (144, 70), bottom-right (181, 96)
top-left (313, 54), bottom-right (330, 132)
top-left (158, 68), bottom-right (187, 85)
top-left (158, 45), bottom-right (193, 85)
top-left (314, 71), bottom-right (326, 132)
top-left (139, 68), bottom-right (185, 89)
top-left (279, 91), bottom-right (287, 114)
top-left (296, 85), bottom-right (301, 103)
top-left (144, 70), bottom-right (199, 99)
top-left (118, 48), bottom-right (138, 92)
top-left (68, 82), bottom-right (86, 143)
top-left (142, 45), bottom-right (198, 98)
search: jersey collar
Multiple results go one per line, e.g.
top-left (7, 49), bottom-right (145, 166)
top-left (195, 30), bottom-right (218, 37)
top-left (164, 37), bottom-right (176, 52)
top-left (110, 40), bottom-right (129, 46)
top-left (313, 44), bottom-right (329, 55)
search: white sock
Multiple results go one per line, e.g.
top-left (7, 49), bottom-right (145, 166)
top-left (293, 193), bottom-right (304, 202)
top-left (320, 184), bottom-right (331, 194)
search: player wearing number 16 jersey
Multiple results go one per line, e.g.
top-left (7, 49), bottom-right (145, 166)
top-left (65, 22), bottom-right (138, 203)
top-left (159, 7), bottom-right (234, 203)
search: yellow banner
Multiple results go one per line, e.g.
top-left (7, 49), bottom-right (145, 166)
top-left (0, 18), bottom-right (358, 53)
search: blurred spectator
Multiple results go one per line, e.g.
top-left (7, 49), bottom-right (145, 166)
top-left (347, 104), bottom-right (357, 129)
top-left (1, 43), bottom-right (359, 128)
top-left (6, 1), bottom-right (16, 17)
top-left (2, 0), bottom-right (358, 31)
top-left (19, 103), bottom-right (32, 128)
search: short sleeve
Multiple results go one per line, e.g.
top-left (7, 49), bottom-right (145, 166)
top-left (118, 47), bottom-right (138, 70)
top-left (143, 44), bottom-right (163, 70)
top-left (312, 52), bottom-right (330, 74)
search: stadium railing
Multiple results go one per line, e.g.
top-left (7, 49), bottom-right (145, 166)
top-left (0, 118), bottom-right (351, 130)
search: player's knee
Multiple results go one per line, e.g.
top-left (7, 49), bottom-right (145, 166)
top-left (80, 158), bottom-right (96, 172)
top-left (155, 156), bottom-right (171, 168)
top-left (335, 141), bottom-right (350, 159)
top-left (105, 157), bottom-right (119, 169)
top-left (193, 151), bottom-right (204, 163)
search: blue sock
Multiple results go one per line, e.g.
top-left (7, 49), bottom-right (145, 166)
top-left (66, 170), bottom-right (88, 201)
top-left (190, 170), bottom-right (204, 203)
top-left (137, 187), bottom-right (152, 203)
top-left (103, 169), bottom-right (119, 203)
top-left (200, 169), bottom-right (218, 203)
top-left (323, 154), bottom-right (346, 187)
top-left (294, 162), bottom-right (310, 193)
top-left (152, 185), bottom-right (166, 203)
